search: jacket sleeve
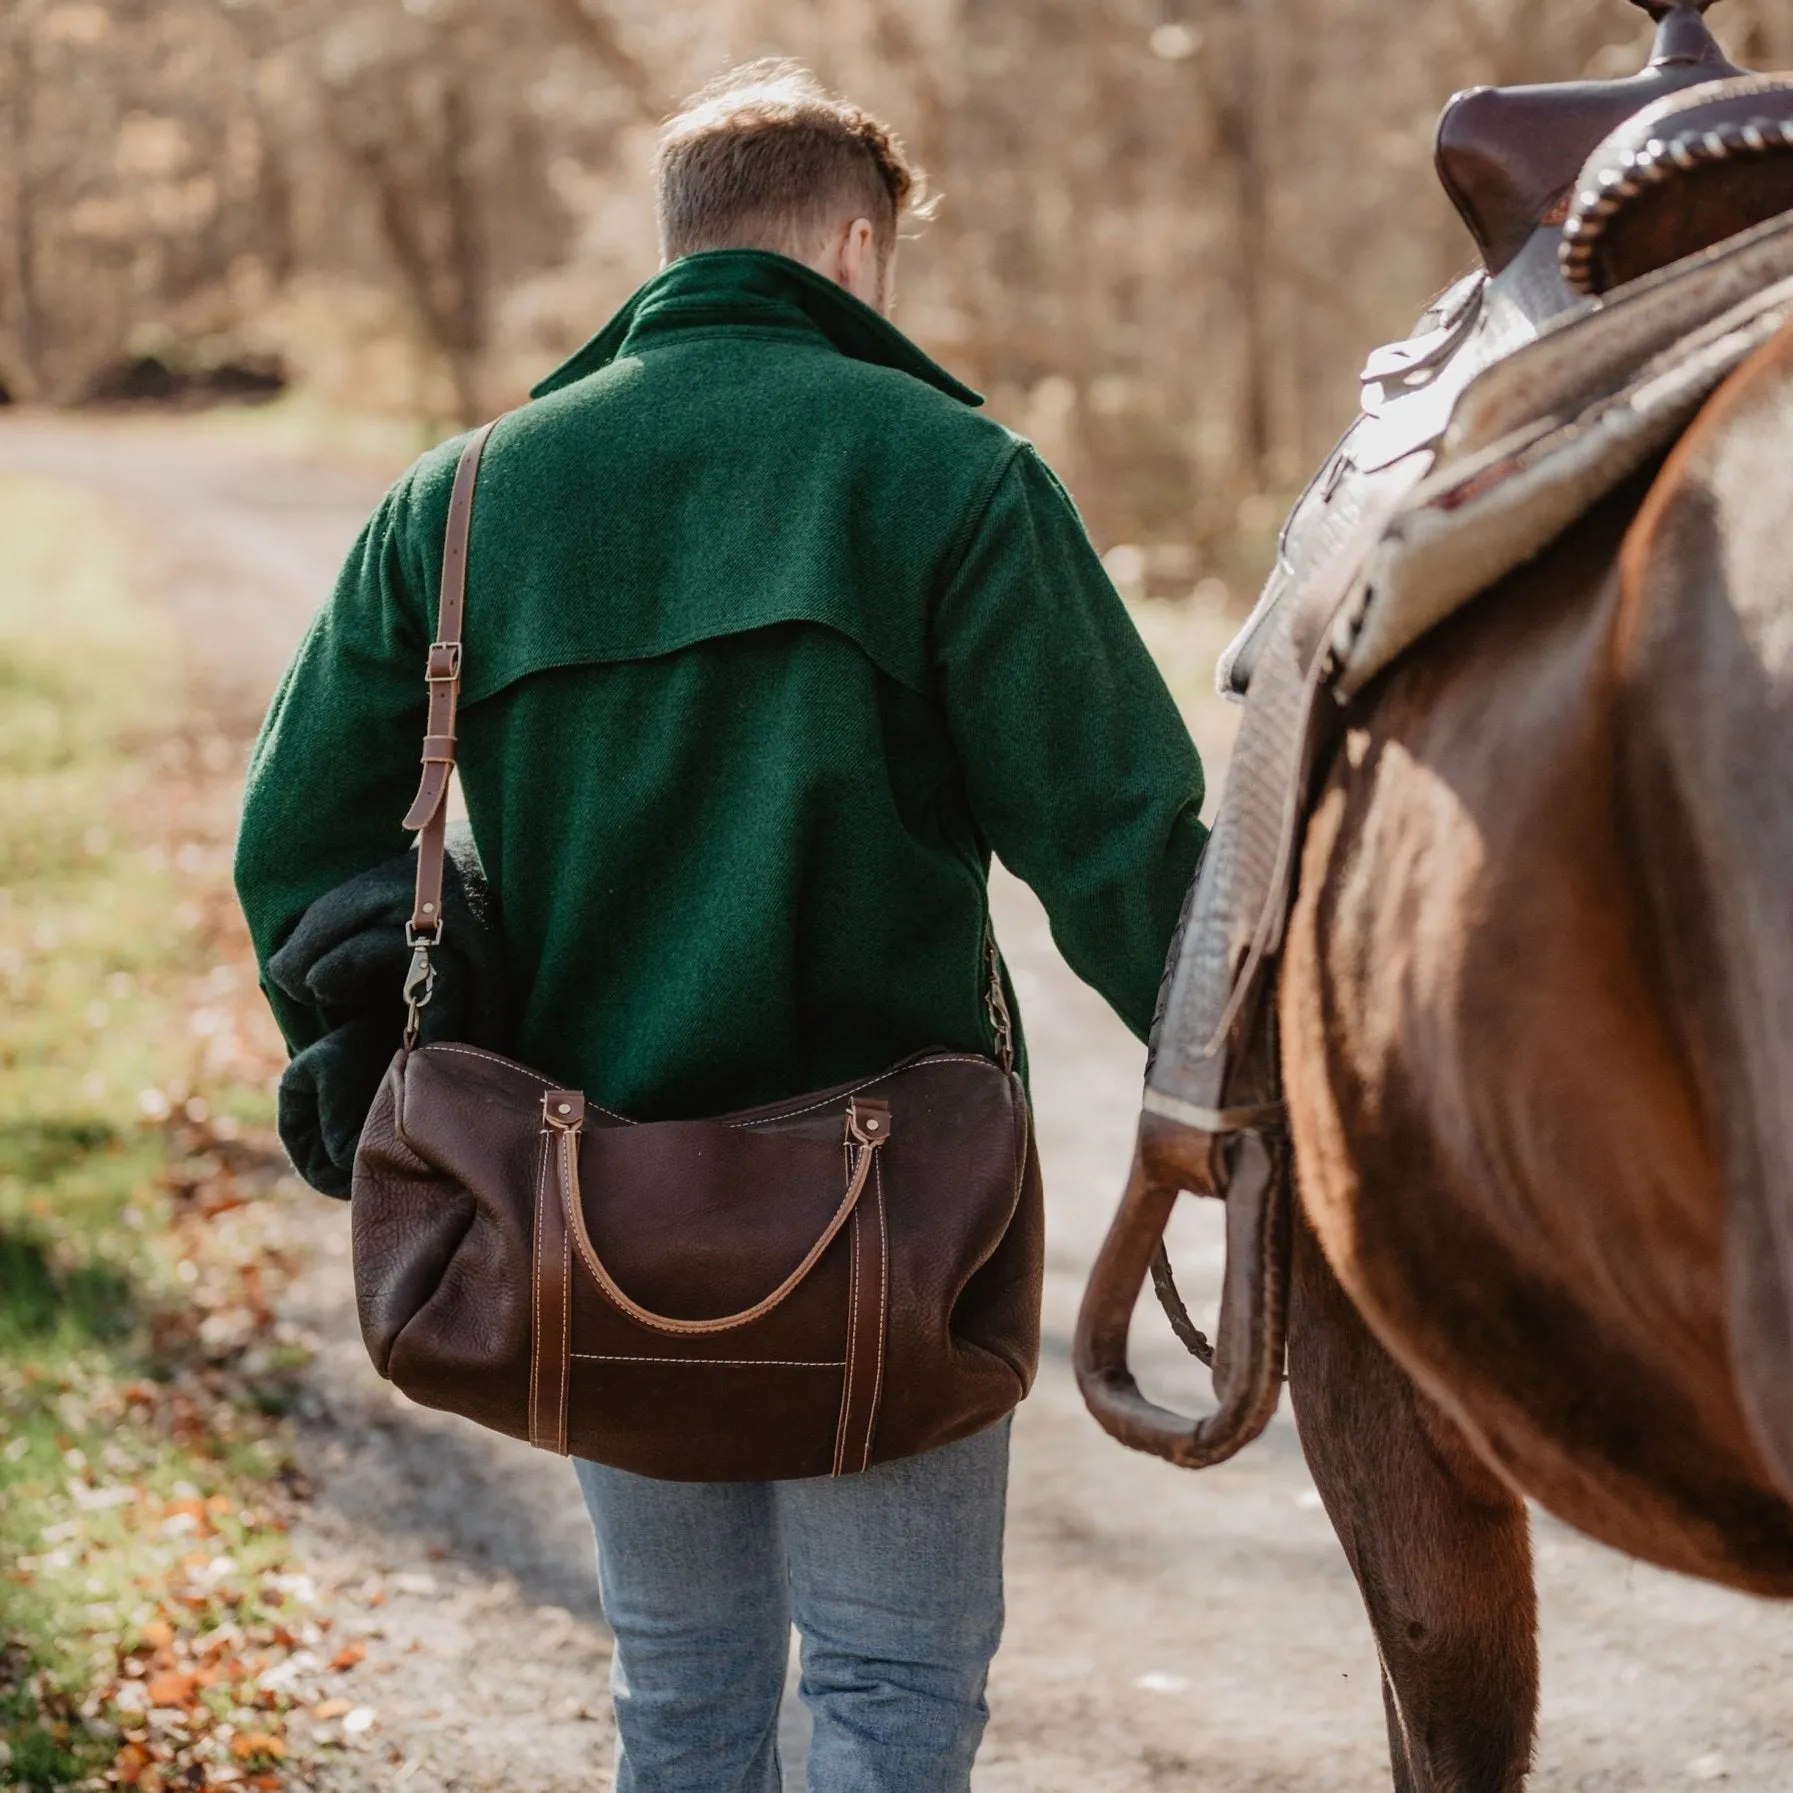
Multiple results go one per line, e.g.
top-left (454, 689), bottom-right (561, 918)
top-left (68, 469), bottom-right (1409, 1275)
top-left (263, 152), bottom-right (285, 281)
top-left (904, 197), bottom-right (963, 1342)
top-left (934, 444), bottom-right (1209, 1042)
top-left (233, 471), bottom-right (438, 1055)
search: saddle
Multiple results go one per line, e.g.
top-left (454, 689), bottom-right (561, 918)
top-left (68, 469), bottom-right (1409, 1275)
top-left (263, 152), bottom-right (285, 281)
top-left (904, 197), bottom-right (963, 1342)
top-left (1077, 0), bottom-right (1793, 1469)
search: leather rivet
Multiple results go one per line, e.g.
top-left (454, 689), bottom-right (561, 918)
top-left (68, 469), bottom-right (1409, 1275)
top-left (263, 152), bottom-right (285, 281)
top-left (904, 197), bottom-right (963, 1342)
top-left (423, 902), bottom-right (436, 914)
top-left (865, 1118), bottom-right (879, 1131)
top-left (558, 1103), bottom-right (571, 1115)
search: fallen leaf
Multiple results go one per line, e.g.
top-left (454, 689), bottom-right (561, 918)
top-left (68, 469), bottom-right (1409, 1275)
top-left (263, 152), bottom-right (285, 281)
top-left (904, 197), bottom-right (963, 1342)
top-left (143, 1620), bottom-right (176, 1652)
top-left (161, 1498), bottom-right (213, 1539)
top-left (229, 1733), bottom-right (285, 1763)
top-left (311, 1699), bottom-right (352, 1721)
top-left (143, 1671), bottom-right (196, 1707)
top-left (328, 1641), bottom-right (366, 1672)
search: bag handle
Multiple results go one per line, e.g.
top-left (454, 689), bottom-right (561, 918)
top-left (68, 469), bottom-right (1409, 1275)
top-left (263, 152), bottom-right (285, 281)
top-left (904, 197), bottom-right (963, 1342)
top-left (528, 1090), bottom-right (894, 1456)
top-left (544, 1091), bottom-right (890, 1336)
top-left (395, 418), bottom-right (1017, 1070)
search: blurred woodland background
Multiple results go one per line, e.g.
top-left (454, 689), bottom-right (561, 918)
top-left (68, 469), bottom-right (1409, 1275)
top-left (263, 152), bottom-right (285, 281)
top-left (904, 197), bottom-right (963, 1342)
top-left (5, 0), bottom-right (1793, 591)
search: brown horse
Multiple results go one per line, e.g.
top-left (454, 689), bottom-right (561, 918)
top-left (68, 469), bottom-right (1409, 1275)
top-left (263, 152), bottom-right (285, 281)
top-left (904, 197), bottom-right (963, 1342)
top-left (1279, 316), bottom-right (1793, 1790)
top-left (1072, 9), bottom-right (1793, 1784)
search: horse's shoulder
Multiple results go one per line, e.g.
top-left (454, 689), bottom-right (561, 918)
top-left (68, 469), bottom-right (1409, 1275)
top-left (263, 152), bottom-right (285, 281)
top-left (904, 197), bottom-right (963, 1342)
top-left (1620, 317), bottom-right (1793, 652)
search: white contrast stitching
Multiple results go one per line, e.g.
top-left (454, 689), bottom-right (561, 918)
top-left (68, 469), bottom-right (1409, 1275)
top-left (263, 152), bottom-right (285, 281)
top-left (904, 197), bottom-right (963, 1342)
top-left (431, 1044), bottom-right (553, 1083)
top-left (833, 1173), bottom-right (861, 1477)
top-left (425, 1045), bottom-right (994, 1130)
top-left (569, 1354), bottom-right (847, 1367)
top-left (742, 1076), bottom-right (894, 1128)
top-left (529, 1130), bottom-right (549, 1447)
top-left (734, 1055), bottom-right (997, 1128)
top-left (861, 1159), bottom-right (889, 1474)
top-left (559, 1135), bottom-right (573, 1454)
top-left (836, 1148), bottom-right (861, 1475)
top-left (424, 1046), bottom-right (632, 1122)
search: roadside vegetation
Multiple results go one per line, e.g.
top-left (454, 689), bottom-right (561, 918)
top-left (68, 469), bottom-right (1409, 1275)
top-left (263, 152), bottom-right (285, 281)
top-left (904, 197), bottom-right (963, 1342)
top-left (0, 478), bottom-right (349, 1792)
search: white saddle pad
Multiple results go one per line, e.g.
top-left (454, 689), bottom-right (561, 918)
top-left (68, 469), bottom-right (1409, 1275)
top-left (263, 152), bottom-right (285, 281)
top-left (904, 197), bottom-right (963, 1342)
top-left (1332, 212), bottom-right (1793, 700)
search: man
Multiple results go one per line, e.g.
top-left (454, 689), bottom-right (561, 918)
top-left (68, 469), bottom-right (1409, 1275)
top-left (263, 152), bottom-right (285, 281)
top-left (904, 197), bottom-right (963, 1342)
top-left (236, 61), bottom-right (1206, 1793)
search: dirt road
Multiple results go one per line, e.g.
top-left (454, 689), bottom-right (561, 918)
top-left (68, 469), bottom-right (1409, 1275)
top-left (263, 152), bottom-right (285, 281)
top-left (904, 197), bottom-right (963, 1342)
top-left (7, 411), bottom-right (1793, 1791)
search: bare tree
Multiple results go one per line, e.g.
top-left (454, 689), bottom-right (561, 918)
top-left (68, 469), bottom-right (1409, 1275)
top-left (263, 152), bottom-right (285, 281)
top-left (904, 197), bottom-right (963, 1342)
top-left (0, 6), bottom-right (46, 397)
top-left (4, 0), bottom-right (1780, 567)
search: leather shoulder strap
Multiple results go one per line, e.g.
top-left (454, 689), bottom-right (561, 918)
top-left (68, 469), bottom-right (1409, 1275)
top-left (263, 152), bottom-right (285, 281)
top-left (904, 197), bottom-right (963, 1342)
top-left (399, 415), bottom-right (1017, 1082)
top-left (403, 419), bottom-right (500, 936)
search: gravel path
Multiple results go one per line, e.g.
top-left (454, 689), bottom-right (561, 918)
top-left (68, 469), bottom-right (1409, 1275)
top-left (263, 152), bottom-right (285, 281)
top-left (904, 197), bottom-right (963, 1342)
top-left (7, 409), bottom-right (1793, 1791)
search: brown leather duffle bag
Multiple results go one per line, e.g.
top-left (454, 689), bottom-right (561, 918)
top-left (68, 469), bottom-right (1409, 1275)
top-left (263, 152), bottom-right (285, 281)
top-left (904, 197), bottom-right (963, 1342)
top-left (349, 422), bottom-right (1044, 1481)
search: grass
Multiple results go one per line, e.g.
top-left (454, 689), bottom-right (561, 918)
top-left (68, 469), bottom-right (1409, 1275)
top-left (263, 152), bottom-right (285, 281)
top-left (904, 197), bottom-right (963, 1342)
top-left (0, 476), bottom-right (316, 1792)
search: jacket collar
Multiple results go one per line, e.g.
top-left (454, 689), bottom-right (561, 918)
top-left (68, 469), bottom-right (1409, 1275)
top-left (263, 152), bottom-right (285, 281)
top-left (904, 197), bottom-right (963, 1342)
top-left (529, 250), bottom-right (983, 407)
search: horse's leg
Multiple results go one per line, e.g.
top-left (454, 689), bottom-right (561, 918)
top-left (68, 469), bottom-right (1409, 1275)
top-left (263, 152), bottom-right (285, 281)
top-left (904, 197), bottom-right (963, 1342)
top-left (1289, 1210), bottom-right (1538, 1793)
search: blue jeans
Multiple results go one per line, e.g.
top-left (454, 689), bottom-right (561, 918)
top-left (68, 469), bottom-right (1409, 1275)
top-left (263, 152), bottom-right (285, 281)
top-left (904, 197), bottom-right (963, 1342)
top-left (574, 1418), bottom-right (1011, 1793)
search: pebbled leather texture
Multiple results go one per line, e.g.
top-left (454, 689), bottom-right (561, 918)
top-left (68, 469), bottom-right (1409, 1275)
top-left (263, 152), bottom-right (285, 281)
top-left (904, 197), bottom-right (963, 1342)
top-left (352, 1046), bottom-right (1041, 1481)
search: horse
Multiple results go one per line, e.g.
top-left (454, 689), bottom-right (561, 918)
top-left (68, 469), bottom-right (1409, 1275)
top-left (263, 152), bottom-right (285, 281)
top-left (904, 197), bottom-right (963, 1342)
top-left (1280, 314), bottom-right (1793, 1790)
top-left (1075, 4), bottom-right (1793, 1784)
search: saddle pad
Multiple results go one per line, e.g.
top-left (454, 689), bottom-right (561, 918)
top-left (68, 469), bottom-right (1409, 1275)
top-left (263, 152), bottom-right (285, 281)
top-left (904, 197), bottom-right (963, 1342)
top-left (1333, 211), bottom-right (1793, 699)
top-left (1146, 586), bottom-right (1311, 1120)
top-left (1147, 211), bottom-right (1793, 1125)
top-left (1216, 229), bottom-right (1589, 705)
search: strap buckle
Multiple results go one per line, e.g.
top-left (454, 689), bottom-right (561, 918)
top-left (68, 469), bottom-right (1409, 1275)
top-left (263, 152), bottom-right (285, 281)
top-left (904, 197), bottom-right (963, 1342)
top-left (401, 921), bottom-right (442, 1050)
top-left (403, 421), bottom-right (491, 1043)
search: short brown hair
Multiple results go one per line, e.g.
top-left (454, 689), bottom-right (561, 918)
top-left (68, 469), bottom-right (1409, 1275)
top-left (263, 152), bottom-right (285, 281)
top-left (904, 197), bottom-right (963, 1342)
top-left (655, 62), bottom-right (923, 265)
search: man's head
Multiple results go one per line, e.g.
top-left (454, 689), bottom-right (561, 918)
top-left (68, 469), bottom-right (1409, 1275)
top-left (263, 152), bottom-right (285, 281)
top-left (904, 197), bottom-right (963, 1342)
top-left (655, 62), bottom-right (922, 315)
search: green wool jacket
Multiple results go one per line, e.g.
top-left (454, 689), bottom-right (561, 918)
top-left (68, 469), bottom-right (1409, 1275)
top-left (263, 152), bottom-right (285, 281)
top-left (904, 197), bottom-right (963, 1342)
top-left (235, 250), bottom-right (1208, 1121)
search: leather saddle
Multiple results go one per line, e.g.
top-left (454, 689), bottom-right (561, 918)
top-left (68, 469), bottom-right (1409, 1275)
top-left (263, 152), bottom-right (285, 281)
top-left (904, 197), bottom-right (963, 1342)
top-left (1076, 1), bottom-right (1793, 1469)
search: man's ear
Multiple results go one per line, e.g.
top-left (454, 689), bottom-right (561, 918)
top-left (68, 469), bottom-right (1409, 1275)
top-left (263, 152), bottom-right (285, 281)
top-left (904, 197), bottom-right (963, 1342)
top-left (835, 217), bottom-right (887, 312)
